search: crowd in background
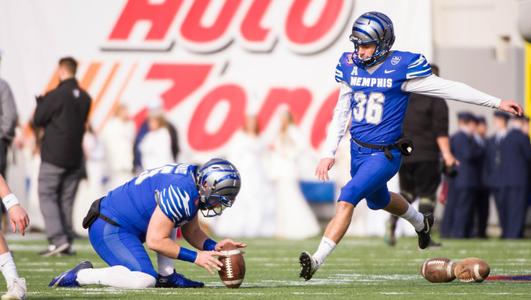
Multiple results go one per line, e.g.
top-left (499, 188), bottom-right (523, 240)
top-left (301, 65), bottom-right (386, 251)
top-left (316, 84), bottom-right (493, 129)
top-left (442, 111), bottom-right (531, 239)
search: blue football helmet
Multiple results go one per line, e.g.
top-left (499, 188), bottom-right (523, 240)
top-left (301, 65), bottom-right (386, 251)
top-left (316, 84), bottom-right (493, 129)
top-left (196, 158), bottom-right (241, 217)
top-left (350, 11), bottom-right (395, 67)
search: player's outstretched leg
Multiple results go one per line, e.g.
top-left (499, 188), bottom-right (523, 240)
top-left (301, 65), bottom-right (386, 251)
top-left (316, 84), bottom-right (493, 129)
top-left (156, 271), bottom-right (204, 288)
top-left (384, 192), bottom-right (433, 250)
top-left (299, 202), bottom-right (352, 280)
top-left (49, 261), bottom-right (93, 288)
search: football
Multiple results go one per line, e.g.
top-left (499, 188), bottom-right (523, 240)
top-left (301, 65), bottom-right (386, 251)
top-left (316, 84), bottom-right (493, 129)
top-left (453, 257), bottom-right (490, 283)
top-left (218, 245), bottom-right (246, 288)
top-left (421, 257), bottom-right (456, 283)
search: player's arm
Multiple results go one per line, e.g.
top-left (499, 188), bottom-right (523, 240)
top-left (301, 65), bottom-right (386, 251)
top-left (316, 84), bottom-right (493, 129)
top-left (316, 82), bottom-right (352, 181)
top-left (402, 75), bottom-right (523, 115)
top-left (146, 206), bottom-right (223, 274)
top-left (0, 175), bottom-right (29, 235)
top-left (181, 216), bottom-right (246, 251)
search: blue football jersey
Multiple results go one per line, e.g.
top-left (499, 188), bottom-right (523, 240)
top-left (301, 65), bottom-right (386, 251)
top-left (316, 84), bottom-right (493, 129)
top-left (100, 163), bottom-right (200, 237)
top-left (334, 50), bottom-right (432, 145)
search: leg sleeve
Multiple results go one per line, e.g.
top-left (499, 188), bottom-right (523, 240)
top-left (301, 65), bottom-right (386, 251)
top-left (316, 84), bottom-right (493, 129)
top-left (77, 265), bottom-right (156, 288)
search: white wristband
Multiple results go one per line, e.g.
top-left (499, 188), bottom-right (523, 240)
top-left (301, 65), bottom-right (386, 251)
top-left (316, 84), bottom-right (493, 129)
top-left (2, 194), bottom-right (19, 211)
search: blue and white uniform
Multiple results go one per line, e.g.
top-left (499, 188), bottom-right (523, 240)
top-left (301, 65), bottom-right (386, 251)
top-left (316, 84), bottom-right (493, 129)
top-left (89, 163), bottom-right (199, 278)
top-left (323, 51), bottom-right (501, 209)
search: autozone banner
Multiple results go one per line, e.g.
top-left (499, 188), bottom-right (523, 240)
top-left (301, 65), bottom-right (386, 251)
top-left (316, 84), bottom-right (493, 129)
top-left (0, 0), bottom-right (432, 158)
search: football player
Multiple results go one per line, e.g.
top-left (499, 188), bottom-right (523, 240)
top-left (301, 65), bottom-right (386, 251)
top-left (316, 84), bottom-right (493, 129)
top-left (299, 11), bottom-right (523, 280)
top-left (0, 175), bottom-right (29, 300)
top-left (50, 158), bottom-right (246, 289)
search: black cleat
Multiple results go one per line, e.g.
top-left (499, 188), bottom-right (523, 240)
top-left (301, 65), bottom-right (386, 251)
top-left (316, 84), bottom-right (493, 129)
top-left (299, 251), bottom-right (318, 281)
top-left (416, 214), bottom-right (434, 250)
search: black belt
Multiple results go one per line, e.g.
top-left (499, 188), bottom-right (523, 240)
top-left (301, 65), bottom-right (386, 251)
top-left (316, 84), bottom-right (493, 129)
top-left (82, 197), bottom-right (120, 229)
top-left (352, 137), bottom-right (414, 160)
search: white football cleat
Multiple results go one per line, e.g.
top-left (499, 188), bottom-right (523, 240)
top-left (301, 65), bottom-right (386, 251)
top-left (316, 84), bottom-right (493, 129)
top-left (299, 251), bottom-right (319, 281)
top-left (2, 278), bottom-right (26, 300)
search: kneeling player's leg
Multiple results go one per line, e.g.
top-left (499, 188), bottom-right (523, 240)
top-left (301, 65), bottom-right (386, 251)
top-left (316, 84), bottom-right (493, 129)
top-left (77, 266), bottom-right (156, 289)
top-left (80, 219), bottom-right (157, 288)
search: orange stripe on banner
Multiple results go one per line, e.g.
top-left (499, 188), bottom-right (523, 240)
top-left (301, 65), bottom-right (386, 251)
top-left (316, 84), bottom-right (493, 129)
top-left (88, 62), bottom-right (120, 119)
top-left (96, 63), bottom-right (138, 133)
top-left (79, 62), bottom-right (102, 91)
top-left (43, 71), bottom-right (60, 94)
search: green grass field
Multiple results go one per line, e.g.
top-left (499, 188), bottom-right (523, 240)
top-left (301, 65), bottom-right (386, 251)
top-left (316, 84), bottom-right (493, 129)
top-left (6, 235), bottom-right (531, 299)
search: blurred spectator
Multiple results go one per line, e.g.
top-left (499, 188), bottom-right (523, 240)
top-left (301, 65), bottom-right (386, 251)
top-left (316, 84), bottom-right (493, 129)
top-left (385, 64), bottom-right (450, 247)
top-left (0, 53), bottom-right (18, 178)
top-left (33, 57), bottom-right (91, 256)
top-left (485, 113), bottom-right (531, 238)
top-left (81, 126), bottom-right (106, 200)
top-left (138, 110), bottom-right (174, 170)
top-left (441, 112), bottom-right (483, 238)
top-left (101, 105), bottom-right (135, 189)
top-left (214, 116), bottom-right (276, 237)
top-left (133, 102), bottom-right (179, 173)
top-left (270, 109), bottom-right (319, 239)
top-left (474, 116), bottom-right (489, 238)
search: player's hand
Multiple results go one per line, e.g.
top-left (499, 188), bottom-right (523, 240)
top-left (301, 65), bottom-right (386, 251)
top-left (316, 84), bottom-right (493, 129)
top-left (194, 251), bottom-right (224, 274)
top-left (499, 100), bottom-right (523, 116)
top-left (8, 205), bottom-right (30, 236)
top-left (315, 158), bottom-right (335, 181)
top-left (215, 239), bottom-right (247, 251)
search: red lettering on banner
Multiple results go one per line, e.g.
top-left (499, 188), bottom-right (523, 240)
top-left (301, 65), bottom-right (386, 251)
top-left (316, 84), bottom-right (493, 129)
top-left (180, 0), bottom-right (242, 43)
top-left (145, 63), bottom-right (213, 110)
top-left (285, 0), bottom-right (343, 44)
top-left (109, 0), bottom-right (183, 40)
top-left (240, 0), bottom-right (273, 43)
top-left (188, 85), bottom-right (246, 150)
top-left (257, 88), bottom-right (312, 131)
top-left (311, 89), bottom-right (339, 149)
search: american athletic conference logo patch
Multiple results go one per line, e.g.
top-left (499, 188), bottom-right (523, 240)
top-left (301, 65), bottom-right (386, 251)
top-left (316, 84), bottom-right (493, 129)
top-left (391, 56), bottom-right (401, 65)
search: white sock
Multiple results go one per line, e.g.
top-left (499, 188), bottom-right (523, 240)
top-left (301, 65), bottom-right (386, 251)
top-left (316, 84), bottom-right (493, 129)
top-left (313, 237), bottom-right (336, 266)
top-left (77, 266), bottom-right (156, 289)
top-left (400, 204), bottom-right (425, 231)
top-left (0, 252), bottom-right (19, 286)
top-left (157, 228), bottom-right (176, 276)
top-left (157, 254), bottom-right (174, 276)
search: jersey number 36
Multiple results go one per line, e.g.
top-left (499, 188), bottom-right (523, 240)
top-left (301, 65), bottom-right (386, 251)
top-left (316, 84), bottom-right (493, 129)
top-left (353, 92), bottom-right (385, 124)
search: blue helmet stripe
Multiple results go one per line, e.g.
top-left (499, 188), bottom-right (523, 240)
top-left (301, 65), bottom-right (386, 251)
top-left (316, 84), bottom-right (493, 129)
top-left (353, 27), bottom-right (375, 40)
top-left (363, 16), bottom-right (385, 32)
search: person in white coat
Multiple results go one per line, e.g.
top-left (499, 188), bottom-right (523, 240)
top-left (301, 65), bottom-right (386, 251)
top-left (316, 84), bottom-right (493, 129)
top-left (100, 105), bottom-right (135, 189)
top-left (270, 110), bottom-right (320, 239)
top-left (139, 112), bottom-right (174, 170)
top-left (214, 116), bottom-right (276, 237)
